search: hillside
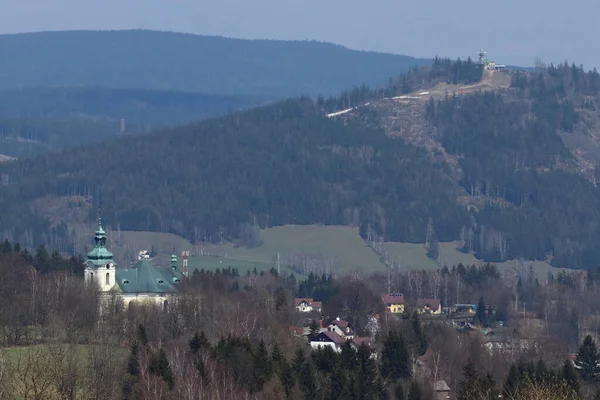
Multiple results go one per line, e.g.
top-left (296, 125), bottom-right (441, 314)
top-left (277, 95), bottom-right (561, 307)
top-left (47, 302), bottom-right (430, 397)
top-left (0, 30), bottom-right (430, 97)
top-left (0, 87), bottom-right (269, 157)
top-left (2, 60), bottom-right (600, 270)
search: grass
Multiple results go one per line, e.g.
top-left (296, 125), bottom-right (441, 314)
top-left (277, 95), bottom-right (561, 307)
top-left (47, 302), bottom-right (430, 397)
top-left (384, 241), bottom-right (569, 279)
top-left (107, 226), bottom-right (571, 279)
top-left (200, 225), bottom-right (387, 273)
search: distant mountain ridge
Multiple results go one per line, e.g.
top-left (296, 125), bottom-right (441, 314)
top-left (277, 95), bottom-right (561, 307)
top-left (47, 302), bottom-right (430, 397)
top-left (0, 87), bottom-right (269, 157)
top-left (0, 30), bottom-right (430, 97)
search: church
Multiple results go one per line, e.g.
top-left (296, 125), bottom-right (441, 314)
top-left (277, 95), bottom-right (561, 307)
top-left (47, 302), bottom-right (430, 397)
top-left (84, 218), bottom-right (185, 307)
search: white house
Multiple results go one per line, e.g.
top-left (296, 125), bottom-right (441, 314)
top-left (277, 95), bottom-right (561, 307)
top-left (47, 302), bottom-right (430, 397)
top-left (295, 298), bottom-right (322, 313)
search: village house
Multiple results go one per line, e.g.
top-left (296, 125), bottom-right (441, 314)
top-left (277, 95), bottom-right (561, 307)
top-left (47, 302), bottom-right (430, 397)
top-left (323, 317), bottom-right (355, 340)
top-left (415, 298), bottom-right (442, 314)
top-left (433, 380), bottom-right (451, 400)
top-left (382, 293), bottom-right (405, 313)
top-left (84, 218), bottom-right (184, 307)
top-left (295, 297), bottom-right (322, 313)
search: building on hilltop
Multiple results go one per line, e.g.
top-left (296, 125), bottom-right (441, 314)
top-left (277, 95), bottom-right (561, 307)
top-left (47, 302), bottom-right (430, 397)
top-left (478, 49), bottom-right (506, 71)
top-left (84, 217), bottom-right (184, 307)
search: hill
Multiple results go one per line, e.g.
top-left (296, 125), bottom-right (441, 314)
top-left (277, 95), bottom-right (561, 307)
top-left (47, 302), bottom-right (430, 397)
top-left (0, 87), bottom-right (269, 157)
top-left (0, 30), bottom-right (430, 97)
top-left (2, 59), bottom-right (600, 270)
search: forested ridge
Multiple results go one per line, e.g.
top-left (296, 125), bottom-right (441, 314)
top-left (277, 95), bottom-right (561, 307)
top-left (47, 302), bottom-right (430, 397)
top-left (0, 97), bottom-right (466, 250)
top-left (0, 87), bottom-right (269, 157)
top-left (2, 59), bottom-right (600, 269)
top-left (0, 30), bottom-right (429, 97)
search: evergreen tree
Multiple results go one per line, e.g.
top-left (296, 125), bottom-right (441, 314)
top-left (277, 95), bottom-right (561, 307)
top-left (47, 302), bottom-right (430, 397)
top-left (458, 360), bottom-right (482, 400)
top-left (149, 348), bottom-right (175, 390)
top-left (561, 359), bottom-right (580, 395)
top-left (309, 319), bottom-right (320, 339)
top-left (411, 312), bottom-right (427, 355)
top-left (329, 365), bottom-right (350, 400)
top-left (575, 335), bottom-right (600, 381)
top-left (126, 343), bottom-right (140, 377)
top-left (340, 340), bottom-right (356, 372)
top-left (271, 342), bottom-right (284, 370)
top-left (189, 331), bottom-right (209, 354)
top-left (381, 330), bottom-right (410, 380)
top-left (280, 361), bottom-right (295, 398)
top-left (251, 340), bottom-right (272, 393)
top-left (293, 347), bottom-right (306, 374)
top-left (503, 364), bottom-right (520, 398)
top-left (407, 380), bottom-right (421, 400)
top-left (298, 361), bottom-right (317, 400)
top-left (356, 343), bottom-right (378, 399)
top-left (394, 382), bottom-right (405, 400)
top-left (474, 296), bottom-right (488, 327)
top-left (137, 324), bottom-right (148, 346)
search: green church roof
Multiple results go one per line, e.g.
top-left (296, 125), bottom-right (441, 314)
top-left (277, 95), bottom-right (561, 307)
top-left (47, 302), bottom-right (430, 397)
top-left (115, 259), bottom-right (183, 294)
top-left (87, 217), bottom-right (114, 265)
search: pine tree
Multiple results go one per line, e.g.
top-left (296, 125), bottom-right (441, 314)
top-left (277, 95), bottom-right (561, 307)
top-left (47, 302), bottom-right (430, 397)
top-left (458, 360), bottom-right (481, 400)
top-left (280, 361), bottom-right (295, 398)
top-left (561, 359), bottom-right (580, 395)
top-left (309, 319), bottom-right (320, 339)
top-left (137, 324), bottom-right (148, 346)
top-left (271, 343), bottom-right (284, 370)
top-left (575, 335), bottom-right (600, 381)
top-left (149, 348), bottom-right (175, 390)
top-left (407, 380), bottom-right (421, 400)
top-left (503, 364), bottom-right (520, 398)
top-left (356, 343), bottom-right (378, 399)
top-left (298, 361), bottom-right (317, 400)
top-left (251, 340), bottom-right (272, 392)
top-left (293, 347), bottom-right (306, 375)
top-left (395, 382), bottom-right (405, 400)
top-left (329, 365), bottom-right (350, 400)
top-left (381, 330), bottom-right (410, 380)
top-left (189, 331), bottom-right (209, 354)
top-left (474, 296), bottom-right (488, 327)
top-left (340, 340), bottom-right (356, 371)
top-left (411, 312), bottom-right (427, 355)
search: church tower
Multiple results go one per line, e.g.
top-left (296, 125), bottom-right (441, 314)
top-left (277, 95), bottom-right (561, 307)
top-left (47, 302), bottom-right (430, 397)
top-left (84, 217), bottom-right (117, 291)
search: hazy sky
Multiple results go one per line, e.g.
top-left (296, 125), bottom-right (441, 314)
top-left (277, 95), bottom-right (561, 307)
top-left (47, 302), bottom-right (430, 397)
top-left (2, 0), bottom-right (598, 69)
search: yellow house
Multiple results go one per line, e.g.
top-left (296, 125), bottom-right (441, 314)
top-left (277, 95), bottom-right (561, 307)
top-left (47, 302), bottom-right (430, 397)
top-left (382, 293), bottom-right (405, 313)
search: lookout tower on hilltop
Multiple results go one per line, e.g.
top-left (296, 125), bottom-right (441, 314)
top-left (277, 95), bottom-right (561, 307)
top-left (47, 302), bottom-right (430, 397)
top-left (478, 49), bottom-right (487, 65)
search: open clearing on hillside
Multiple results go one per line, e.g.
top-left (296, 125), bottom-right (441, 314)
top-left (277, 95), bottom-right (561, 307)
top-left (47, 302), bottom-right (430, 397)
top-left (384, 241), bottom-right (568, 279)
top-left (110, 225), bottom-right (568, 278)
top-left (199, 225), bottom-right (386, 273)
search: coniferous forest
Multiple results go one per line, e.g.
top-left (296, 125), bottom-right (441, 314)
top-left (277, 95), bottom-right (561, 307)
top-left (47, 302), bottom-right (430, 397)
top-left (1, 60), bottom-right (600, 269)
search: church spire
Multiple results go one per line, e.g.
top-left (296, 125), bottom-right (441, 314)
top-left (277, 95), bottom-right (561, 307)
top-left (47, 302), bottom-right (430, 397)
top-left (170, 247), bottom-right (178, 270)
top-left (87, 216), bottom-right (113, 265)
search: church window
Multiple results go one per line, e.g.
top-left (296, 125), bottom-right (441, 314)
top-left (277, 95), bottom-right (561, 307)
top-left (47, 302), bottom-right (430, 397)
top-left (90, 272), bottom-right (94, 282)
top-left (105, 273), bottom-right (110, 286)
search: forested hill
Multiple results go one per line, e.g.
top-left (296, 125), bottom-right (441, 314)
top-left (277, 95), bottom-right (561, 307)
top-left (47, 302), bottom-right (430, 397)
top-left (3, 60), bottom-right (600, 270)
top-left (0, 87), bottom-right (269, 157)
top-left (0, 30), bottom-right (429, 97)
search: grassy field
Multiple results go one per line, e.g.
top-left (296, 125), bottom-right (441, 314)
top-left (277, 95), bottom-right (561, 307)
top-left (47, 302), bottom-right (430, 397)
top-left (107, 226), bottom-right (570, 279)
top-left (384, 241), bottom-right (568, 279)
top-left (199, 225), bottom-right (387, 273)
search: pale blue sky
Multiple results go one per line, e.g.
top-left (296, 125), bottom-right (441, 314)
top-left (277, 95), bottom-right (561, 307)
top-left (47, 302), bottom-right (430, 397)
top-left (2, 0), bottom-right (598, 68)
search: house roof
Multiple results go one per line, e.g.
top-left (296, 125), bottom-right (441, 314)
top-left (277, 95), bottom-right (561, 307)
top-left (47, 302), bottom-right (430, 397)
top-left (416, 298), bottom-right (441, 309)
top-left (351, 337), bottom-right (371, 347)
top-left (433, 380), bottom-right (451, 391)
top-left (295, 297), bottom-right (321, 308)
top-left (312, 331), bottom-right (344, 345)
top-left (295, 297), bottom-right (313, 306)
top-left (382, 293), bottom-right (405, 305)
top-left (115, 259), bottom-right (184, 294)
